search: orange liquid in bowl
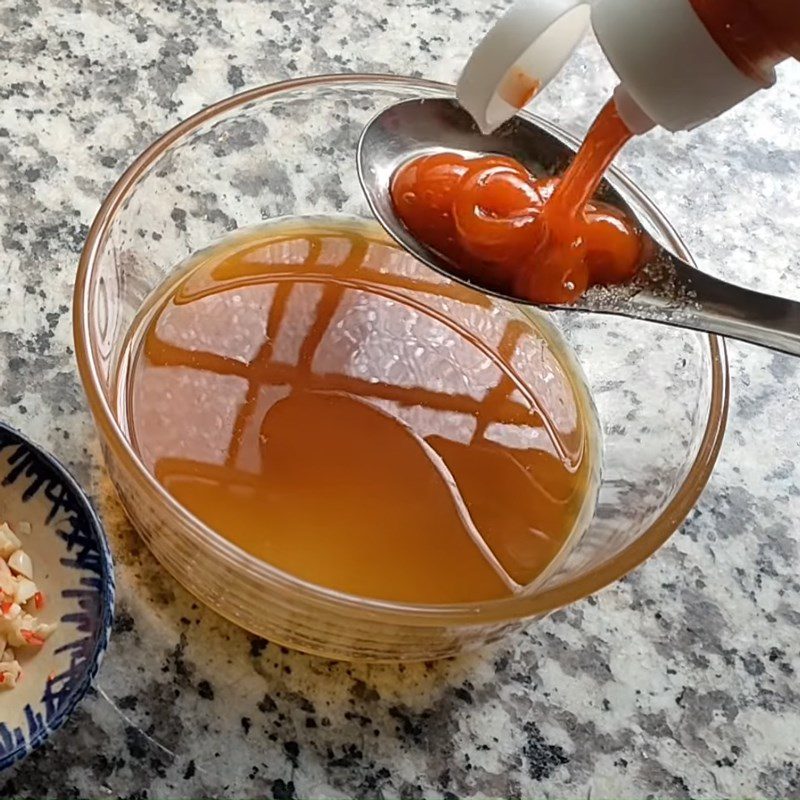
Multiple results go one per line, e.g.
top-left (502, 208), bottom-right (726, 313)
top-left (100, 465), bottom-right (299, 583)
top-left (121, 219), bottom-right (599, 604)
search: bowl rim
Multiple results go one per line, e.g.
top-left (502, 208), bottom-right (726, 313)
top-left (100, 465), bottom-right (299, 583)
top-left (73, 73), bottom-right (729, 627)
top-left (0, 422), bottom-right (115, 772)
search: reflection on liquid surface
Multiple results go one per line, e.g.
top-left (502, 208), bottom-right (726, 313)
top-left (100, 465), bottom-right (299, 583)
top-left (125, 220), bottom-right (597, 603)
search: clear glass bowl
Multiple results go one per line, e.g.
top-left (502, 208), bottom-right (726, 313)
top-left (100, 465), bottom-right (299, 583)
top-left (74, 75), bottom-right (729, 662)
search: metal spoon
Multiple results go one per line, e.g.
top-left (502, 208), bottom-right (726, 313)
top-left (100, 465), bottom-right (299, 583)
top-left (357, 97), bottom-right (800, 357)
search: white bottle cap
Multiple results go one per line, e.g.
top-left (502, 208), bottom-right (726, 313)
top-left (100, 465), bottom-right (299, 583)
top-left (592, 0), bottom-right (773, 132)
top-left (457, 0), bottom-right (591, 134)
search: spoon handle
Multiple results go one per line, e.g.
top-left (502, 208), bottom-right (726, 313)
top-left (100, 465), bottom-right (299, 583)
top-left (636, 251), bottom-right (800, 357)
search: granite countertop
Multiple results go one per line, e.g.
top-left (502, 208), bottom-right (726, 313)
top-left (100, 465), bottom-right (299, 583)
top-left (2, 1), bottom-right (800, 798)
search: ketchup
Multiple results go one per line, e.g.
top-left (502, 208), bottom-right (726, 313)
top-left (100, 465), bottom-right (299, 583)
top-left (689, 0), bottom-right (800, 85)
top-left (391, 99), bottom-right (643, 305)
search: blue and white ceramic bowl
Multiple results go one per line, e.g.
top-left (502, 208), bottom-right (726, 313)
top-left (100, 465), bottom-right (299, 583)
top-left (0, 423), bottom-right (114, 772)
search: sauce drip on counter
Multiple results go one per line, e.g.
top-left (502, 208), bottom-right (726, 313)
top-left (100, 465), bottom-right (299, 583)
top-left (125, 220), bottom-right (598, 604)
top-left (391, 99), bottom-right (643, 304)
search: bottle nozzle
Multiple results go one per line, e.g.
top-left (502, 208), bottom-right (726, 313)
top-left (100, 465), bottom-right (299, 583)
top-left (613, 85), bottom-right (655, 135)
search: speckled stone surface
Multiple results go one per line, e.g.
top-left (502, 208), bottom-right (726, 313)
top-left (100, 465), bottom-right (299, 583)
top-left (1, 1), bottom-right (800, 798)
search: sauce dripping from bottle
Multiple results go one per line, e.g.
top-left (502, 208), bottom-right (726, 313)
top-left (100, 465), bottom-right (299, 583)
top-left (391, 98), bottom-right (643, 304)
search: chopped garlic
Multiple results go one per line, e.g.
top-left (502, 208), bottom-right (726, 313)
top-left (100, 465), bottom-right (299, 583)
top-left (1, 601), bottom-right (22, 621)
top-left (0, 524), bottom-right (21, 560)
top-left (0, 522), bottom-right (57, 691)
top-left (8, 549), bottom-right (33, 580)
top-left (13, 576), bottom-right (37, 605)
top-left (0, 655), bottom-right (21, 690)
top-left (0, 558), bottom-right (14, 597)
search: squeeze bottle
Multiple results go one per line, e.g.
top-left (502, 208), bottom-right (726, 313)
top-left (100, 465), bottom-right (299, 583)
top-left (457, 0), bottom-right (799, 135)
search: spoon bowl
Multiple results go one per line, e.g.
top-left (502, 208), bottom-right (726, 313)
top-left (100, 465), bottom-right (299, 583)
top-left (358, 97), bottom-right (800, 357)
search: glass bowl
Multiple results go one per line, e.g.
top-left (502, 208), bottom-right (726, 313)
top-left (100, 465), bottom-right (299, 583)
top-left (74, 75), bottom-right (728, 662)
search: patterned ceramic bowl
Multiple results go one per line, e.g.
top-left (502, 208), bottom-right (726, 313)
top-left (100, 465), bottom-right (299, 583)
top-left (0, 423), bottom-right (115, 771)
